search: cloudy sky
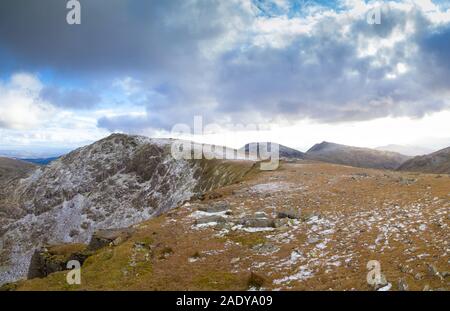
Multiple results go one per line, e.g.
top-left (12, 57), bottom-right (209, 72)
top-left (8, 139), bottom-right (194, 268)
top-left (0, 0), bottom-right (449, 153)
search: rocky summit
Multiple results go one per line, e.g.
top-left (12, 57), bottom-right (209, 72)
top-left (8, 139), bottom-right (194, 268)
top-left (0, 134), bottom-right (256, 285)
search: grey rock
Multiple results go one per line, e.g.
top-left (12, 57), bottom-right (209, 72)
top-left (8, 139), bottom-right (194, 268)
top-left (27, 244), bottom-right (89, 279)
top-left (426, 263), bottom-right (442, 279)
top-left (254, 212), bottom-right (268, 219)
top-left (88, 228), bottom-right (134, 251)
top-left (198, 201), bottom-right (230, 213)
top-left (195, 215), bottom-right (227, 225)
top-left (371, 274), bottom-right (388, 290)
top-left (240, 217), bottom-right (275, 228)
top-left (252, 242), bottom-right (279, 254)
top-left (307, 236), bottom-right (320, 244)
top-left (398, 278), bottom-right (409, 291)
top-left (276, 209), bottom-right (301, 219)
top-left (274, 218), bottom-right (289, 228)
top-left (414, 272), bottom-right (424, 280)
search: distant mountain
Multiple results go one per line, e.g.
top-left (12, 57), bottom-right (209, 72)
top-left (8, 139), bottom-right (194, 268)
top-left (240, 142), bottom-right (305, 159)
top-left (397, 147), bottom-right (450, 174)
top-left (0, 149), bottom-right (69, 159)
top-left (0, 157), bottom-right (36, 236)
top-left (0, 157), bottom-right (36, 180)
top-left (305, 141), bottom-right (411, 170)
top-left (375, 144), bottom-right (433, 157)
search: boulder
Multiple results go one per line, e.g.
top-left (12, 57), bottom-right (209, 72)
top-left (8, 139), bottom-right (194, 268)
top-left (426, 263), bottom-right (442, 279)
top-left (240, 217), bottom-right (275, 228)
top-left (398, 278), bottom-right (409, 291)
top-left (198, 201), bottom-right (230, 213)
top-left (415, 272), bottom-right (424, 280)
top-left (27, 243), bottom-right (88, 279)
top-left (276, 209), bottom-right (301, 219)
top-left (370, 273), bottom-right (389, 291)
top-left (87, 228), bottom-right (134, 251)
top-left (194, 215), bottom-right (227, 225)
top-left (274, 218), bottom-right (289, 228)
top-left (307, 236), bottom-right (320, 244)
top-left (247, 271), bottom-right (267, 289)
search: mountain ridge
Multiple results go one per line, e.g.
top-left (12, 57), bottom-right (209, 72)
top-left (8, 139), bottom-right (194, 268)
top-left (305, 141), bottom-right (411, 170)
top-left (240, 142), bottom-right (305, 159)
top-left (397, 146), bottom-right (450, 174)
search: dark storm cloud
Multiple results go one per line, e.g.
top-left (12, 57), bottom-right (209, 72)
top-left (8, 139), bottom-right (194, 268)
top-left (0, 0), bottom-right (225, 74)
top-left (40, 86), bottom-right (101, 109)
top-left (97, 114), bottom-right (150, 134)
top-left (1, 0), bottom-right (450, 132)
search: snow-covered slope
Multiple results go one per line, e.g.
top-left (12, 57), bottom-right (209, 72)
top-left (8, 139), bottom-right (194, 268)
top-left (0, 134), bottom-right (255, 285)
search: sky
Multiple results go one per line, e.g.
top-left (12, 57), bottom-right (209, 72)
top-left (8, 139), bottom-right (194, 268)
top-left (0, 0), bottom-right (449, 153)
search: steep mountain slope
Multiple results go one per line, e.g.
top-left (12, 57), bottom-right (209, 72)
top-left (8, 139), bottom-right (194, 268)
top-left (0, 134), bottom-right (256, 285)
top-left (397, 147), bottom-right (450, 174)
top-left (305, 142), bottom-right (410, 170)
top-left (240, 142), bottom-right (305, 159)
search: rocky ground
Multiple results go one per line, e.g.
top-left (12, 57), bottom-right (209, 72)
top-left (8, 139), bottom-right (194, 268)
top-left (5, 160), bottom-right (449, 291)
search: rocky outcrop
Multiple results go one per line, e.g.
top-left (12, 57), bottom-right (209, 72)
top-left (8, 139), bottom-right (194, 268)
top-left (27, 244), bottom-right (88, 279)
top-left (0, 134), bottom-right (257, 285)
top-left (276, 209), bottom-right (301, 220)
top-left (88, 228), bottom-right (135, 251)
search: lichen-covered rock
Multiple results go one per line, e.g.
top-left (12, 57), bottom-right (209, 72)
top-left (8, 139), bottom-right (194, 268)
top-left (27, 243), bottom-right (87, 279)
top-left (194, 215), bottom-right (227, 225)
top-left (276, 209), bottom-right (301, 219)
top-left (239, 217), bottom-right (275, 228)
top-left (370, 273), bottom-right (389, 291)
top-left (87, 228), bottom-right (134, 251)
top-left (398, 278), bottom-right (409, 291)
top-left (198, 201), bottom-right (230, 213)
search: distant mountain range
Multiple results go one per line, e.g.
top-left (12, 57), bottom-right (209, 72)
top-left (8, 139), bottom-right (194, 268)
top-left (0, 149), bottom-right (68, 165)
top-left (304, 141), bottom-right (411, 170)
top-left (375, 144), bottom-right (434, 157)
top-left (0, 157), bottom-right (36, 183)
top-left (398, 147), bottom-right (450, 174)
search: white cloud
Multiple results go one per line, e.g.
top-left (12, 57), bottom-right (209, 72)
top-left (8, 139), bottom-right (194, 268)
top-left (0, 73), bottom-right (56, 130)
top-left (0, 72), bottom-right (110, 148)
